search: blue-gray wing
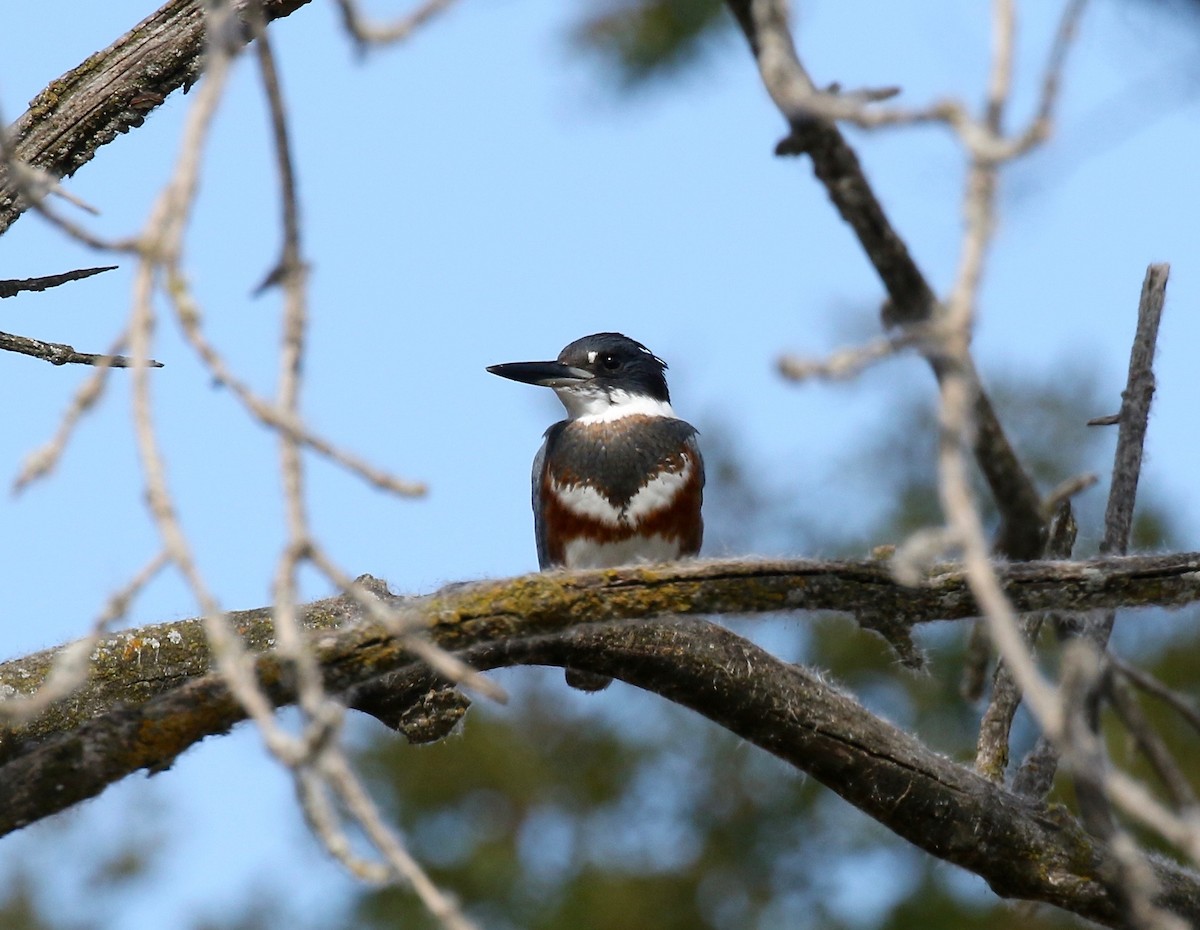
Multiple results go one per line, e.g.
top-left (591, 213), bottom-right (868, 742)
top-left (531, 434), bottom-right (551, 570)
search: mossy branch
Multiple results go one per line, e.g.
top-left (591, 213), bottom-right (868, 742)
top-left (1, 557), bottom-right (1198, 776)
top-left (6, 552), bottom-right (1200, 754)
top-left (3, 554), bottom-right (1200, 925)
top-left (0, 0), bottom-right (313, 235)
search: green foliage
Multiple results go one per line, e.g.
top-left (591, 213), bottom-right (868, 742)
top-left (0, 876), bottom-right (53, 930)
top-left (351, 682), bottom-right (818, 929)
top-left (571, 0), bottom-right (729, 88)
top-left (352, 677), bottom-right (932, 929)
top-left (0, 817), bottom-right (160, 930)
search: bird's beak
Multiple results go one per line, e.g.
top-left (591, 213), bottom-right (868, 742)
top-left (487, 360), bottom-right (593, 389)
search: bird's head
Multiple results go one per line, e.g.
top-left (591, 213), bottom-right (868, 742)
top-left (488, 332), bottom-right (673, 421)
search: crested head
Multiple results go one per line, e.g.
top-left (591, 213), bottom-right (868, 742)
top-left (553, 333), bottom-right (674, 421)
top-left (487, 332), bottom-right (678, 422)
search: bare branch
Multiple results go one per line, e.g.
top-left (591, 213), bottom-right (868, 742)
top-left (1101, 263), bottom-right (1169, 560)
top-left (1107, 673), bottom-right (1198, 813)
top-left (0, 550), bottom-right (168, 724)
top-left (9, 553), bottom-right (1200, 757)
top-left (0, 330), bottom-right (162, 368)
top-left (778, 327), bottom-right (926, 381)
top-left (975, 498), bottom-right (1079, 781)
top-left (335, 0), bottom-right (459, 49)
top-left (1110, 655), bottom-right (1200, 739)
top-left (0, 266), bottom-right (116, 298)
top-left (1015, 263), bottom-right (1172, 804)
top-left (0, 0), bottom-right (314, 236)
top-left (725, 0), bottom-right (1047, 560)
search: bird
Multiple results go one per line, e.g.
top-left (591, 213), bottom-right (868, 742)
top-left (487, 332), bottom-right (704, 691)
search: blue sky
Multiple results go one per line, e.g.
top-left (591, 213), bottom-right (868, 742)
top-left (3, 0), bottom-right (1200, 925)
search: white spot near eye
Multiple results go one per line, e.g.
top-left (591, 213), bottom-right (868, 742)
top-left (587, 351), bottom-right (597, 363)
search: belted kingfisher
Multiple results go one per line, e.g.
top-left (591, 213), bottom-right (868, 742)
top-left (488, 332), bottom-right (705, 690)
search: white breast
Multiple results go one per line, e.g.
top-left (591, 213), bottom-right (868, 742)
top-left (562, 534), bottom-right (685, 569)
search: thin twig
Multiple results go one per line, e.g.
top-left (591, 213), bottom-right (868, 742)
top-left (0, 550), bottom-right (169, 722)
top-left (129, 0), bottom-right (297, 768)
top-left (248, 0), bottom-right (329, 744)
top-left (1100, 264), bottom-right (1169, 561)
top-left (727, 0), bottom-right (1048, 560)
top-left (167, 276), bottom-right (425, 496)
top-left (0, 330), bottom-right (162, 368)
top-left (320, 751), bottom-right (481, 930)
top-left (974, 498), bottom-right (1078, 781)
top-left (938, 373), bottom-right (1062, 738)
top-left (13, 343), bottom-right (123, 492)
top-left (1059, 642), bottom-right (1190, 930)
top-left (0, 266), bottom-right (117, 298)
top-left (1107, 673), bottom-right (1198, 812)
top-left (1110, 654), bottom-right (1200, 738)
top-left (308, 545), bottom-right (506, 702)
top-left (335, 0), bottom-right (459, 49)
top-left (932, 0), bottom-right (1092, 800)
top-left (778, 328), bottom-right (926, 381)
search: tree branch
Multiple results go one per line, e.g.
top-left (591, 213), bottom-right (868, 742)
top-left (5, 577), bottom-right (1200, 925)
top-left (975, 498), bottom-right (1079, 780)
top-left (0, 265), bottom-right (116, 297)
top-left (1099, 264), bottom-right (1169, 555)
top-left (0, 0), bottom-right (313, 236)
top-left (723, 0), bottom-right (1047, 558)
top-left (1015, 263), bottom-right (1170, 799)
top-left (5, 553), bottom-right (1200, 777)
top-left (0, 330), bottom-right (162, 367)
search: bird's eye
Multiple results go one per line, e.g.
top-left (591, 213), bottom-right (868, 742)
top-left (600, 353), bottom-right (620, 370)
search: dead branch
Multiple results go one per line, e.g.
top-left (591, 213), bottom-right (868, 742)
top-left (0, 0), bottom-right (313, 237)
top-left (975, 499), bottom-right (1079, 780)
top-left (723, 0), bottom-right (1047, 559)
top-left (1014, 262), bottom-right (1170, 800)
top-left (0, 265), bottom-right (116, 297)
top-left (1094, 264), bottom-right (1170, 592)
top-left (335, 0), bottom-right (458, 49)
top-left (0, 330), bottom-right (162, 367)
